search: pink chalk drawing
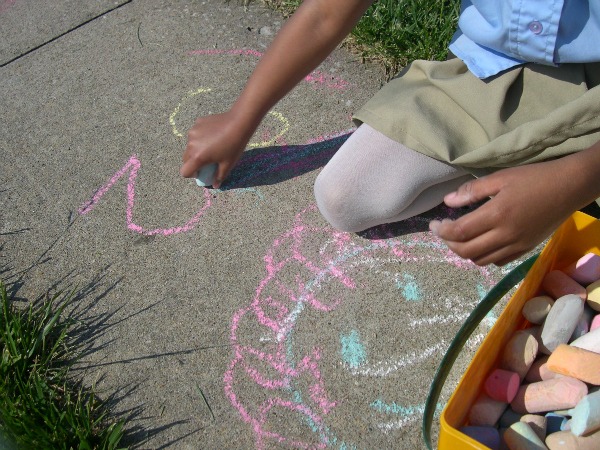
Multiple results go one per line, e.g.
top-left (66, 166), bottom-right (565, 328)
top-left (224, 205), bottom-right (509, 448)
top-left (78, 49), bottom-right (354, 235)
top-left (77, 128), bottom-right (352, 235)
top-left (188, 49), bottom-right (350, 90)
top-left (0, 0), bottom-right (16, 14)
top-left (78, 155), bottom-right (213, 236)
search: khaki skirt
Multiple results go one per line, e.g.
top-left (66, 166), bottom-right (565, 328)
top-left (353, 58), bottom-right (600, 178)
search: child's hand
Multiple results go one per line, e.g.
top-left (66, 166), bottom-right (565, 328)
top-left (428, 161), bottom-right (583, 266)
top-left (180, 110), bottom-right (254, 188)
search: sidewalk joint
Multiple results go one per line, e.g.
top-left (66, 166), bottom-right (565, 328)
top-left (0, 0), bottom-right (134, 68)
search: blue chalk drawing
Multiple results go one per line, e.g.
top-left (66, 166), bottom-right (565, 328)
top-left (395, 273), bottom-right (421, 301)
top-left (477, 283), bottom-right (498, 325)
top-left (340, 330), bottom-right (367, 368)
top-left (476, 283), bottom-right (487, 300)
top-left (370, 399), bottom-right (442, 416)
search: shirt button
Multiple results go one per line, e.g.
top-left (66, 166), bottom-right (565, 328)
top-left (528, 21), bottom-right (543, 34)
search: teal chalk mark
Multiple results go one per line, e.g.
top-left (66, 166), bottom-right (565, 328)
top-left (477, 283), bottom-right (487, 300)
top-left (477, 284), bottom-right (498, 325)
top-left (395, 274), bottom-right (421, 301)
top-left (340, 330), bottom-right (367, 368)
top-left (370, 399), bottom-right (444, 416)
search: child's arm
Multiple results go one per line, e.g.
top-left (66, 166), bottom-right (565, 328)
top-left (429, 140), bottom-right (600, 266)
top-left (180, 0), bottom-right (374, 187)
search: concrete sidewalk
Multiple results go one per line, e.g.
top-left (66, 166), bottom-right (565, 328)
top-left (0, 1), bottom-right (522, 448)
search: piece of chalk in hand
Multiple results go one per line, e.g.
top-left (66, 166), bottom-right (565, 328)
top-left (195, 163), bottom-right (218, 187)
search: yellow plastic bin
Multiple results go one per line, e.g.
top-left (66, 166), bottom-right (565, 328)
top-left (422, 211), bottom-right (600, 449)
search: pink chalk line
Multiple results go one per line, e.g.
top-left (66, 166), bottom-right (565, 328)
top-left (224, 206), bottom-right (499, 448)
top-left (78, 154), bottom-right (213, 236)
top-left (187, 49), bottom-right (350, 90)
top-left (0, 0), bottom-right (16, 14)
top-left (225, 206), bottom-right (353, 449)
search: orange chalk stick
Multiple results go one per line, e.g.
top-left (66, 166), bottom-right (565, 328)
top-left (546, 429), bottom-right (600, 450)
top-left (547, 344), bottom-right (600, 385)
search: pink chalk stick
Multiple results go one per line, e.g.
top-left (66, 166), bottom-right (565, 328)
top-left (484, 368), bottom-right (521, 403)
top-left (510, 376), bottom-right (588, 414)
top-left (590, 314), bottom-right (600, 331)
top-left (542, 270), bottom-right (587, 300)
top-left (591, 314), bottom-right (600, 331)
top-left (565, 253), bottom-right (600, 286)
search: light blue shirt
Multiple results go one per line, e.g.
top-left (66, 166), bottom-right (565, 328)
top-left (449, 0), bottom-right (600, 79)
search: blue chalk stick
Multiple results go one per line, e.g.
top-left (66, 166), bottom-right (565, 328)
top-left (196, 163), bottom-right (218, 187)
top-left (545, 412), bottom-right (569, 434)
top-left (569, 390), bottom-right (600, 436)
top-left (460, 426), bottom-right (501, 449)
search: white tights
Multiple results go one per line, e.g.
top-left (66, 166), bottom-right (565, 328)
top-left (314, 124), bottom-right (474, 232)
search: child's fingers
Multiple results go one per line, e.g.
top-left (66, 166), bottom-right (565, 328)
top-left (442, 228), bottom-right (520, 266)
top-left (180, 157), bottom-right (203, 178)
top-left (430, 205), bottom-right (495, 243)
top-left (212, 163), bottom-right (232, 189)
top-left (443, 175), bottom-right (501, 208)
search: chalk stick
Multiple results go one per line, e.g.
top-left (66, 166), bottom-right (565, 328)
top-left (539, 294), bottom-right (584, 355)
top-left (587, 279), bottom-right (600, 312)
top-left (568, 390), bottom-right (600, 436)
top-left (510, 377), bottom-right (588, 414)
top-left (545, 412), bottom-right (569, 434)
top-left (485, 368), bottom-right (521, 403)
top-left (469, 393), bottom-right (508, 427)
top-left (504, 421), bottom-right (547, 450)
top-left (570, 326), bottom-right (600, 354)
top-left (542, 270), bottom-right (587, 300)
top-left (520, 414), bottom-right (547, 441)
top-left (591, 314), bottom-right (600, 331)
top-left (500, 408), bottom-right (524, 428)
top-left (525, 355), bottom-right (562, 382)
top-left (547, 344), bottom-right (600, 385)
top-left (460, 426), bottom-right (501, 449)
top-left (195, 163), bottom-right (218, 187)
top-left (565, 253), bottom-right (600, 286)
top-left (545, 429), bottom-right (600, 450)
top-left (570, 304), bottom-right (595, 342)
top-left (522, 296), bottom-right (555, 325)
top-left (502, 329), bottom-right (539, 380)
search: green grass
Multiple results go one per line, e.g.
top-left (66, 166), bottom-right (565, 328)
top-left (0, 281), bottom-right (126, 449)
top-left (262, 0), bottom-right (461, 74)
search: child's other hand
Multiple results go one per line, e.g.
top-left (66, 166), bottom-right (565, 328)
top-left (180, 111), bottom-right (253, 188)
top-left (428, 161), bottom-right (579, 266)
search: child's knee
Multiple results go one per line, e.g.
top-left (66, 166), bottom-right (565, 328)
top-left (314, 172), bottom-right (364, 232)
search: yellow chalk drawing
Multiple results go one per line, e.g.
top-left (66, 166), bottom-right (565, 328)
top-left (169, 87), bottom-right (212, 138)
top-left (248, 111), bottom-right (289, 148)
top-left (169, 87), bottom-right (289, 147)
